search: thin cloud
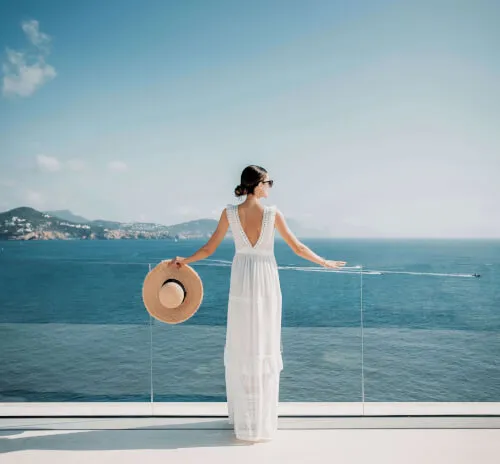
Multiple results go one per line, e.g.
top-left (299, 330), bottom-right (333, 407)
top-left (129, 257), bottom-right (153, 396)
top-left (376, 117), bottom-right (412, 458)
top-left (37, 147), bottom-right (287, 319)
top-left (22, 20), bottom-right (51, 51)
top-left (67, 159), bottom-right (86, 171)
top-left (36, 154), bottom-right (61, 172)
top-left (2, 20), bottom-right (56, 98)
top-left (108, 160), bottom-right (128, 172)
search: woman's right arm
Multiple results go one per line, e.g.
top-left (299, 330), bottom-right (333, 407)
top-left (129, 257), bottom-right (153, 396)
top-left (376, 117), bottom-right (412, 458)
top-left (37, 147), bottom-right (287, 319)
top-left (275, 209), bottom-right (346, 268)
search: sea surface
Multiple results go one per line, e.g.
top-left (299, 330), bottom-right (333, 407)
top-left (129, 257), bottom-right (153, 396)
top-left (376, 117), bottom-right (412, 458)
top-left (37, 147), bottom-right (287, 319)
top-left (0, 238), bottom-right (499, 403)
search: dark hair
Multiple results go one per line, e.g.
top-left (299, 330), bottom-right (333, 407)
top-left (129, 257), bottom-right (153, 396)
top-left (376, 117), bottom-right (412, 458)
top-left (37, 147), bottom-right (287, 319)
top-left (234, 165), bottom-right (268, 197)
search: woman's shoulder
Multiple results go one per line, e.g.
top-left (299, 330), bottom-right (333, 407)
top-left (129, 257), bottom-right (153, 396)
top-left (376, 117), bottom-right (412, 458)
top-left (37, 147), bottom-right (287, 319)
top-left (267, 205), bottom-right (279, 219)
top-left (225, 203), bottom-right (278, 212)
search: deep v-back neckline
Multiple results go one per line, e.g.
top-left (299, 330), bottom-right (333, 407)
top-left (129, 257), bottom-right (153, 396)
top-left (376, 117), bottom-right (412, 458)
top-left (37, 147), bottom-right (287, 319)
top-left (235, 204), bottom-right (266, 249)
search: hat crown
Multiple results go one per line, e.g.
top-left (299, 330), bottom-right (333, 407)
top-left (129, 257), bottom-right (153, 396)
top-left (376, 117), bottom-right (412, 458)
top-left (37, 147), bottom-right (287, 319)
top-left (143, 260), bottom-right (203, 324)
top-left (158, 281), bottom-right (185, 308)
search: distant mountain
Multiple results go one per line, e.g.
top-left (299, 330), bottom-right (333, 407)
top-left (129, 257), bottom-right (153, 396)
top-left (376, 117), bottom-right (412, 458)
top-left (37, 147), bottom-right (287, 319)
top-left (0, 207), bottom-right (106, 240)
top-left (47, 210), bottom-right (220, 238)
top-left (45, 210), bottom-right (90, 224)
top-left (0, 207), bottom-right (325, 241)
top-left (167, 219), bottom-right (219, 239)
top-left (2, 207), bottom-right (47, 224)
top-left (91, 219), bottom-right (124, 230)
top-left (0, 207), bottom-right (223, 241)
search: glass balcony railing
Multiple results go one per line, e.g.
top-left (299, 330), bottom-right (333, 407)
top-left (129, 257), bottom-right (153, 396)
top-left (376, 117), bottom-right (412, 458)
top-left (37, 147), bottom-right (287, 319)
top-left (362, 257), bottom-right (499, 403)
top-left (0, 238), bottom-right (498, 413)
top-left (0, 256), bottom-right (151, 402)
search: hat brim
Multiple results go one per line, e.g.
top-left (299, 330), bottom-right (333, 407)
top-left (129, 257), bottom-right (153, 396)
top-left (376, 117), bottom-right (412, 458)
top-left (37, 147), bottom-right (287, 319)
top-left (142, 261), bottom-right (203, 324)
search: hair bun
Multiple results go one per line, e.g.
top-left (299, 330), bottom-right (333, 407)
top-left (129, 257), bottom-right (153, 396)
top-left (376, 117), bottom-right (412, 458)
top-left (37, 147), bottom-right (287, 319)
top-left (234, 184), bottom-right (245, 197)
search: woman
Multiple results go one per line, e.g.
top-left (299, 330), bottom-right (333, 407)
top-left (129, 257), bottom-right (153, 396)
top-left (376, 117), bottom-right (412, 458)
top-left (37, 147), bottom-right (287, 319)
top-left (168, 165), bottom-right (346, 442)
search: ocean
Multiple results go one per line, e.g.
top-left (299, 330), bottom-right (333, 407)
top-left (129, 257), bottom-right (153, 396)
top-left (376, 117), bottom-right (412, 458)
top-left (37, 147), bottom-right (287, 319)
top-left (0, 238), bottom-right (499, 403)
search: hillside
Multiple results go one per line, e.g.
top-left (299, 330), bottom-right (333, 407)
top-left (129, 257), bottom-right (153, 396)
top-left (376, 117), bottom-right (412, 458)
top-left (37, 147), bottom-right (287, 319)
top-left (166, 219), bottom-right (220, 239)
top-left (0, 207), bottom-right (323, 241)
top-left (0, 207), bottom-right (106, 240)
top-left (0, 207), bottom-right (221, 241)
top-left (45, 210), bottom-right (90, 224)
top-left (47, 210), bottom-right (220, 238)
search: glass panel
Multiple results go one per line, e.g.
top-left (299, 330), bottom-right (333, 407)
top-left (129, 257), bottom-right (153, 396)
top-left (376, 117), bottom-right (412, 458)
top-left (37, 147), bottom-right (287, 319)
top-left (276, 239), bottom-right (363, 402)
top-left (151, 238), bottom-right (363, 404)
top-left (361, 239), bottom-right (500, 402)
top-left (151, 241), bottom-right (231, 402)
top-left (0, 241), bottom-right (152, 402)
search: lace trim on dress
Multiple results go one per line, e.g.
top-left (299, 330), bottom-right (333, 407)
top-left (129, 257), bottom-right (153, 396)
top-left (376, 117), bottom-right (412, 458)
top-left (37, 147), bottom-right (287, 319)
top-left (253, 205), bottom-right (269, 249)
top-left (268, 205), bottom-right (277, 231)
top-left (233, 204), bottom-right (268, 250)
top-left (226, 204), bottom-right (239, 241)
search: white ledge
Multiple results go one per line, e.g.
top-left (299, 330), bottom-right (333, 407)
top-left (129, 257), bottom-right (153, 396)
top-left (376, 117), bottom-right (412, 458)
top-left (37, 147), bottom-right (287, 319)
top-left (1, 402), bottom-right (499, 417)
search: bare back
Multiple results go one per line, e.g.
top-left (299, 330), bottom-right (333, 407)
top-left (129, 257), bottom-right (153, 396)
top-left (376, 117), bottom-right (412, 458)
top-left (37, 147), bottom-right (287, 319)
top-left (236, 204), bottom-right (265, 248)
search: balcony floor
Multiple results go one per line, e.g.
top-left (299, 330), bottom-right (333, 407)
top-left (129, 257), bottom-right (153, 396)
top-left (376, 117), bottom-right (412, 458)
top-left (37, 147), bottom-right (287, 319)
top-left (1, 416), bottom-right (500, 464)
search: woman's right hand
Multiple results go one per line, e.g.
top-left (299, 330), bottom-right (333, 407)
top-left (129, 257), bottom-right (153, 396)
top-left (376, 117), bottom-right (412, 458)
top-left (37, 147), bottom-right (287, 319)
top-left (322, 260), bottom-right (347, 269)
top-left (165, 256), bottom-right (187, 268)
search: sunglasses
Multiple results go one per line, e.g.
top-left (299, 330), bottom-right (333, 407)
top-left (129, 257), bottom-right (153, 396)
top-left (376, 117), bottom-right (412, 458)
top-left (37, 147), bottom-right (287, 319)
top-left (262, 180), bottom-right (274, 187)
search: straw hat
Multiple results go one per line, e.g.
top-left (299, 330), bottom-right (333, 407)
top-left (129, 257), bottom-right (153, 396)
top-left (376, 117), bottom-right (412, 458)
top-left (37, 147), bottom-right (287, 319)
top-left (142, 260), bottom-right (203, 324)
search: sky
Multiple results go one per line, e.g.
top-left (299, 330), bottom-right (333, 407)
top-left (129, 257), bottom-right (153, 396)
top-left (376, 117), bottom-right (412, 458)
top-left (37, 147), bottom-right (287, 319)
top-left (0, 0), bottom-right (499, 238)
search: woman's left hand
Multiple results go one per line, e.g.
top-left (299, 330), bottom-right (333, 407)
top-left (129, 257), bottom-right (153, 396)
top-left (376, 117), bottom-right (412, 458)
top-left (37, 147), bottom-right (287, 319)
top-left (167, 256), bottom-right (187, 268)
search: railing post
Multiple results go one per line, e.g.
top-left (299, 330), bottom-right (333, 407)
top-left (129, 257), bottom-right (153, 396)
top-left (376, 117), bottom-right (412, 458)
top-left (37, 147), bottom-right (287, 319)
top-left (148, 263), bottom-right (154, 414)
top-left (360, 264), bottom-right (365, 415)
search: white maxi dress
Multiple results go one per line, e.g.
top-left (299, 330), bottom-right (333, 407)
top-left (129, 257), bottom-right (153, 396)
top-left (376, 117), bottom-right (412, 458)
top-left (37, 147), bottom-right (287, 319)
top-left (224, 203), bottom-right (283, 441)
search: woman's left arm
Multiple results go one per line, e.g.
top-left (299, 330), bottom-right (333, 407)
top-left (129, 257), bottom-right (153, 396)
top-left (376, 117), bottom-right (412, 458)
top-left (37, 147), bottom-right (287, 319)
top-left (170, 208), bottom-right (229, 267)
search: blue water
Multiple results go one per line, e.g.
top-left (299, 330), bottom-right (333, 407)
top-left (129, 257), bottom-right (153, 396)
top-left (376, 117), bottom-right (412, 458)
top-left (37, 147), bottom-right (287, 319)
top-left (1, 238), bottom-right (499, 402)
